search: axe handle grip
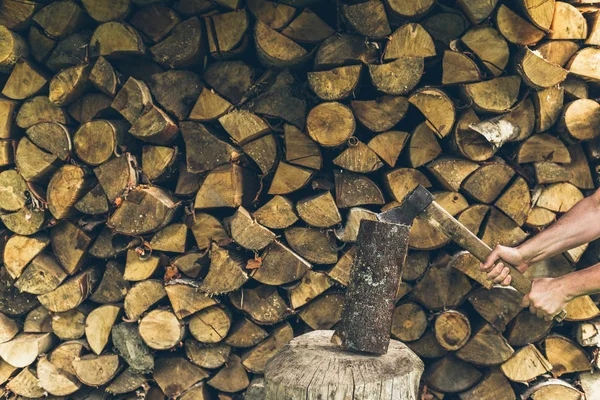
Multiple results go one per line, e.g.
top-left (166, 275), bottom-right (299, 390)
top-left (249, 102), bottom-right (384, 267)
top-left (422, 200), bottom-right (567, 323)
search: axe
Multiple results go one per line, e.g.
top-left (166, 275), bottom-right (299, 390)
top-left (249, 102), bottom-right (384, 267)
top-left (334, 184), bottom-right (565, 355)
top-left (388, 185), bottom-right (567, 323)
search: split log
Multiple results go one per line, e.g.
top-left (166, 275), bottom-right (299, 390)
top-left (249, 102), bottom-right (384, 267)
top-left (461, 76), bottom-right (521, 113)
top-left (567, 47), bottom-right (600, 83)
top-left (284, 227), bottom-right (337, 265)
top-left (166, 281), bottom-right (216, 319)
top-left (241, 322), bottom-right (294, 373)
top-left (384, 23), bottom-right (436, 60)
top-left (247, 0), bottom-right (295, 30)
top-left (350, 96), bottom-right (409, 133)
top-left (208, 354), bottom-right (249, 393)
top-left (199, 243), bottom-right (248, 294)
top-left (188, 213), bottom-right (229, 250)
top-left (461, 26), bottom-right (509, 76)
top-left (459, 369), bottom-right (515, 400)
top-left (252, 239), bottom-right (312, 285)
top-left (424, 355), bottom-right (482, 393)
top-left (500, 344), bottom-right (552, 383)
top-left (5, 367), bottom-right (45, 398)
top-left (0, 313), bottom-right (19, 343)
top-left (368, 57), bottom-right (424, 96)
top-left (427, 157), bottom-right (478, 192)
top-left (280, 9), bottom-right (334, 44)
top-left (407, 327), bottom-right (447, 359)
top-left (468, 286), bottom-right (522, 331)
top-left (296, 191), bottom-right (342, 228)
top-left (3, 233), bottom-right (49, 279)
top-left (253, 195), bottom-right (298, 229)
top-left (517, 133), bottom-right (571, 163)
top-left (106, 368), bottom-right (147, 395)
top-left (409, 88), bottom-right (456, 139)
top-left (284, 124), bottom-right (322, 170)
top-left (457, 205), bottom-right (489, 236)
top-left (37, 355), bottom-right (81, 396)
top-left (516, 48), bottom-right (567, 89)
top-left (224, 318), bottom-right (268, 348)
top-left (255, 22), bottom-right (308, 67)
top-left (229, 286), bottom-right (291, 325)
top-left (482, 206), bottom-right (527, 247)
top-left (495, 177), bottom-right (530, 226)
top-left (0, 333), bottom-right (55, 368)
top-left (407, 123), bottom-right (441, 168)
top-left (38, 268), bottom-right (99, 313)
top-left (523, 379), bottom-right (584, 400)
top-left (150, 17), bottom-right (205, 68)
top-left (532, 86), bottom-right (564, 134)
top-left (342, 0), bottom-right (390, 39)
top-left (410, 260), bottom-right (472, 311)
top-left (269, 161), bottom-right (313, 194)
top-left (85, 303), bottom-right (121, 354)
top-left (2, 60), bottom-right (47, 101)
top-left (308, 65), bottom-right (362, 101)
top-left (124, 279), bottom-right (167, 321)
top-left (462, 162), bottom-right (514, 203)
top-left (368, 131), bottom-right (409, 168)
top-left (536, 182), bottom-right (584, 212)
top-left (456, 324), bottom-right (514, 366)
top-left (549, 2), bottom-right (587, 39)
top-left (495, 5), bottom-right (545, 45)
top-left (334, 141), bottom-right (384, 173)
top-left (14, 252), bottom-right (66, 295)
top-left (442, 50), bottom-right (481, 85)
top-left (299, 292), bottom-right (345, 330)
top-left (185, 339), bottom-right (231, 369)
top-left (565, 295), bottom-right (600, 321)
top-left (543, 334), bottom-right (591, 376)
top-left (51, 309), bottom-right (86, 343)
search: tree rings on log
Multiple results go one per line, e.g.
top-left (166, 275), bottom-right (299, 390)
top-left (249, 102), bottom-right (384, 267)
top-left (369, 57), bottom-right (424, 95)
top-left (384, 23), bottom-right (435, 60)
top-left (306, 102), bottom-right (355, 147)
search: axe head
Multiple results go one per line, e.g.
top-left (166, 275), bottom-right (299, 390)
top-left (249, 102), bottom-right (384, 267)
top-left (379, 185), bottom-right (434, 225)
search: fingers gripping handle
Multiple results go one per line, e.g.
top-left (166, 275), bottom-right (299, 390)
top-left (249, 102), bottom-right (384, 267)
top-left (422, 201), bottom-right (567, 323)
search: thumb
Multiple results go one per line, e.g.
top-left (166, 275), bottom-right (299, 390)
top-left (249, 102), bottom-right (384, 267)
top-left (521, 294), bottom-right (531, 308)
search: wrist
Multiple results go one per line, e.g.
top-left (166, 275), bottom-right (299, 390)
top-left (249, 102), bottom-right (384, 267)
top-left (554, 275), bottom-right (578, 301)
top-left (516, 243), bottom-right (537, 264)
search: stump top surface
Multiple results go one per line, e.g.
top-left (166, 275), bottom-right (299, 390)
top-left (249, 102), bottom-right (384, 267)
top-left (264, 330), bottom-right (424, 400)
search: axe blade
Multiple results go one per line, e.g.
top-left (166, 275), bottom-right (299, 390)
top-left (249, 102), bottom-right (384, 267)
top-left (379, 185), bottom-right (435, 225)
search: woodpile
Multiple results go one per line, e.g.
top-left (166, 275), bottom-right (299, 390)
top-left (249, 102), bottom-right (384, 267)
top-left (2, 0), bottom-right (600, 398)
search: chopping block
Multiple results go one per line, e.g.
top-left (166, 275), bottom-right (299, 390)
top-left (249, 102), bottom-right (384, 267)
top-left (263, 330), bottom-right (423, 400)
top-left (263, 217), bottom-right (424, 399)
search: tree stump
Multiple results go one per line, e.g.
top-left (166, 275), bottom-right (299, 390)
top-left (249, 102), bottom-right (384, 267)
top-left (264, 330), bottom-right (423, 400)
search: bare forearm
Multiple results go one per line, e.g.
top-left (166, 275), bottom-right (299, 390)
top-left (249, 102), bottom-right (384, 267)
top-left (518, 194), bottom-right (600, 263)
top-left (559, 262), bottom-right (600, 300)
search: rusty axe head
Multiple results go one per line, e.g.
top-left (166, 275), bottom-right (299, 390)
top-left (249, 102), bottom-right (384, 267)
top-left (378, 185), bottom-right (434, 225)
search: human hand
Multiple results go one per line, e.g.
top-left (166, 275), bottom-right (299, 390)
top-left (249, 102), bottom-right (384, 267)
top-left (522, 277), bottom-right (571, 321)
top-left (480, 245), bottom-right (530, 286)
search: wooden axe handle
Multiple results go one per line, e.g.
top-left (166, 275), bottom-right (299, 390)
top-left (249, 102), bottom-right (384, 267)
top-left (421, 200), bottom-right (567, 323)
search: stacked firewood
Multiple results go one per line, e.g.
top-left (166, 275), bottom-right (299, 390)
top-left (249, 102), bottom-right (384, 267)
top-left (2, 0), bottom-right (600, 398)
